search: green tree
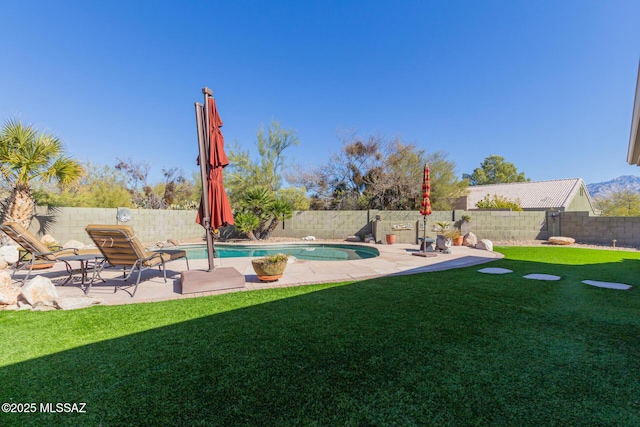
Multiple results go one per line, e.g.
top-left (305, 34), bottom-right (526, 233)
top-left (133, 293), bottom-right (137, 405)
top-left (476, 193), bottom-right (523, 211)
top-left (0, 119), bottom-right (83, 227)
top-left (288, 132), bottom-right (467, 210)
top-left (33, 163), bottom-right (132, 208)
top-left (234, 187), bottom-right (294, 240)
top-left (277, 186), bottom-right (310, 210)
top-left (464, 155), bottom-right (530, 186)
top-left (595, 190), bottom-right (640, 216)
top-left (226, 120), bottom-right (299, 206)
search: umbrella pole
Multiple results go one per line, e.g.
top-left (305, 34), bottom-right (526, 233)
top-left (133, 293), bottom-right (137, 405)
top-left (423, 216), bottom-right (427, 253)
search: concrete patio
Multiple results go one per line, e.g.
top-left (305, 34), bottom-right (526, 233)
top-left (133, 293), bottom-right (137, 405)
top-left (17, 243), bottom-right (503, 306)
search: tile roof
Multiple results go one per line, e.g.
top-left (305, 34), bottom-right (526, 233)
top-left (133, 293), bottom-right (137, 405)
top-left (464, 178), bottom-right (590, 210)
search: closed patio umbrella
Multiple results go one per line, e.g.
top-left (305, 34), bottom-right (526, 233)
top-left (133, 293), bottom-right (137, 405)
top-left (418, 164), bottom-right (435, 256)
top-left (181, 87), bottom-right (244, 293)
top-left (195, 88), bottom-right (234, 271)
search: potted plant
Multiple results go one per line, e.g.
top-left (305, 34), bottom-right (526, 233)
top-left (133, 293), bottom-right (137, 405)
top-left (385, 233), bottom-right (396, 244)
top-left (446, 229), bottom-right (464, 246)
top-left (251, 253), bottom-right (289, 282)
top-left (452, 215), bottom-right (471, 246)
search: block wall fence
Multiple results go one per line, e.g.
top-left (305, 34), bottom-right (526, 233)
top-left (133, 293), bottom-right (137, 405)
top-left (22, 207), bottom-right (638, 248)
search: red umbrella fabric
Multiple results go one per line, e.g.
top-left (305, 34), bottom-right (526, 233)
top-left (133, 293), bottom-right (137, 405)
top-left (196, 96), bottom-right (233, 230)
top-left (419, 164), bottom-right (432, 217)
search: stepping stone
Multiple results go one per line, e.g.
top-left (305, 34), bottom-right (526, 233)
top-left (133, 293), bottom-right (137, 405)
top-left (582, 280), bottom-right (632, 290)
top-left (478, 268), bottom-right (513, 274)
top-left (523, 274), bottom-right (561, 281)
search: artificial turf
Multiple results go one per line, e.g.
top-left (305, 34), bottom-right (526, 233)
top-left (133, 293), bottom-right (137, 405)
top-left (1, 246), bottom-right (640, 426)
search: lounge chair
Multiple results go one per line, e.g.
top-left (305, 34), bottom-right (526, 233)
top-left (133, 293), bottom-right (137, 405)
top-left (1, 221), bottom-right (102, 284)
top-left (84, 224), bottom-right (189, 297)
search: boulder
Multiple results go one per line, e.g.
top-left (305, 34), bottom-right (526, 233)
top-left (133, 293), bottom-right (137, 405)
top-left (476, 239), bottom-right (494, 251)
top-left (345, 236), bottom-right (360, 242)
top-left (463, 232), bottom-right (478, 247)
top-left (62, 239), bottom-right (87, 249)
top-left (0, 274), bottom-right (20, 305)
top-left (20, 276), bottom-right (58, 306)
top-left (168, 238), bottom-right (180, 246)
top-left (364, 234), bottom-right (375, 243)
top-left (0, 259), bottom-right (7, 270)
top-left (54, 296), bottom-right (104, 310)
top-left (302, 236), bottom-right (316, 241)
top-left (40, 234), bottom-right (59, 247)
top-left (548, 236), bottom-right (575, 245)
top-left (0, 245), bottom-right (19, 264)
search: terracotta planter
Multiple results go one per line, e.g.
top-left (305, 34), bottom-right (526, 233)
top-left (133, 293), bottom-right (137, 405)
top-left (251, 259), bottom-right (287, 282)
top-left (452, 236), bottom-right (464, 246)
top-left (386, 234), bottom-right (396, 244)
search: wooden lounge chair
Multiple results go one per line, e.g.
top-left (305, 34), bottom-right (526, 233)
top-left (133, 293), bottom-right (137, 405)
top-left (84, 224), bottom-right (189, 297)
top-left (0, 221), bottom-right (101, 284)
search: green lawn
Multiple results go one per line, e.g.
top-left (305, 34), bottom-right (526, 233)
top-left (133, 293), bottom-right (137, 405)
top-left (2, 247), bottom-right (640, 426)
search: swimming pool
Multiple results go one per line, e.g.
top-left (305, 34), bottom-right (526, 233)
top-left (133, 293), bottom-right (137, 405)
top-left (179, 243), bottom-right (379, 261)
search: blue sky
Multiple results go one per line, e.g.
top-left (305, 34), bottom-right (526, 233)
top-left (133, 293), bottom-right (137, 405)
top-left (1, 0), bottom-right (639, 186)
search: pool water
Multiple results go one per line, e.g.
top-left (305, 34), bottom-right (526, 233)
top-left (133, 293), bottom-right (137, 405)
top-left (180, 243), bottom-right (379, 261)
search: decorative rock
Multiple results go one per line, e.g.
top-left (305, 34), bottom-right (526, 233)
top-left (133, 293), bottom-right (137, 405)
top-left (32, 304), bottom-right (57, 312)
top-left (0, 245), bottom-right (19, 264)
top-left (40, 234), bottom-right (59, 247)
top-left (548, 236), bottom-right (575, 245)
top-left (476, 239), bottom-right (494, 251)
top-left (345, 236), bottom-right (360, 242)
top-left (20, 276), bottom-right (58, 306)
top-left (0, 259), bottom-right (7, 270)
top-left (54, 296), bottom-right (104, 310)
top-left (0, 270), bottom-right (11, 287)
top-left (463, 232), bottom-right (478, 247)
top-left (0, 272), bottom-right (20, 305)
top-left (436, 235), bottom-right (451, 251)
top-left (62, 239), bottom-right (86, 249)
top-left (302, 236), bottom-right (316, 241)
top-left (168, 238), bottom-right (180, 246)
top-left (364, 234), bottom-right (375, 243)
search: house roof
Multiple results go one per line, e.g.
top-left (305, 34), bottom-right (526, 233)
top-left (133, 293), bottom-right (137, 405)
top-left (627, 61), bottom-right (640, 165)
top-left (464, 178), bottom-right (592, 210)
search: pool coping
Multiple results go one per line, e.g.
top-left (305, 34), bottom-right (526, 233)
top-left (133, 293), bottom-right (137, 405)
top-left (35, 242), bottom-right (503, 306)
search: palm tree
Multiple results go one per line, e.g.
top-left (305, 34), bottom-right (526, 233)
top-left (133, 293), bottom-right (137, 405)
top-left (0, 119), bottom-right (83, 228)
top-left (261, 198), bottom-right (293, 239)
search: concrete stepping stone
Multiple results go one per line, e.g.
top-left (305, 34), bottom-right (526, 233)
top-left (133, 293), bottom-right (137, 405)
top-left (582, 280), bottom-right (632, 290)
top-left (523, 274), bottom-right (561, 281)
top-left (478, 268), bottom-right (513, 274)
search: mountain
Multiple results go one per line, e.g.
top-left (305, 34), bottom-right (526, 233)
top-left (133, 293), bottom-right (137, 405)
top-left (586, 176), bottom-right (640, 199)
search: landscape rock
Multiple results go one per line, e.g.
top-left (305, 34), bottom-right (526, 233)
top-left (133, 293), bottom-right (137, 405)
top-left (32, 304), bottom-right (57, 312)
top-left (364, 234), bottom-right (375, 243)
top-left (302, 236), bottom-right (316, 241)
top-left (548, 236), bottom-right (575, 245)
top-left (55, 296), bottom-right (104, 310)
top-left (345, 236), bottom-right (360, 242)
top-left (20, 276), bottom-right (58, 306)
top-left (40, 234), bottom-right (59, 247)
top-left (476, 239), bottom-right (494, 251)
top-left (0, 245), bottom-right (19, 264)
top-left (463, 232), bottom-right (478, 247)
top-left (0, 259), bottom-right (8, 270)
top-left (0, 272), bottom-right (20, 305)
top-left (62, 239), bottom-right (87, 249)
top-left (17, 300), bottom-right (33, 310)
top-left (168, 238), bottom-right (180, 246)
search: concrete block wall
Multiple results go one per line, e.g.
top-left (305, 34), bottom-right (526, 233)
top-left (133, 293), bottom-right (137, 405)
top-left (560, 211), bottom-right (640, 247)
top-left (270, 210), bottom-right (372, 239)
top-left (464, 210), bottom-right (550, 241)
top-left (30, 207), bottom-right (205, 245)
